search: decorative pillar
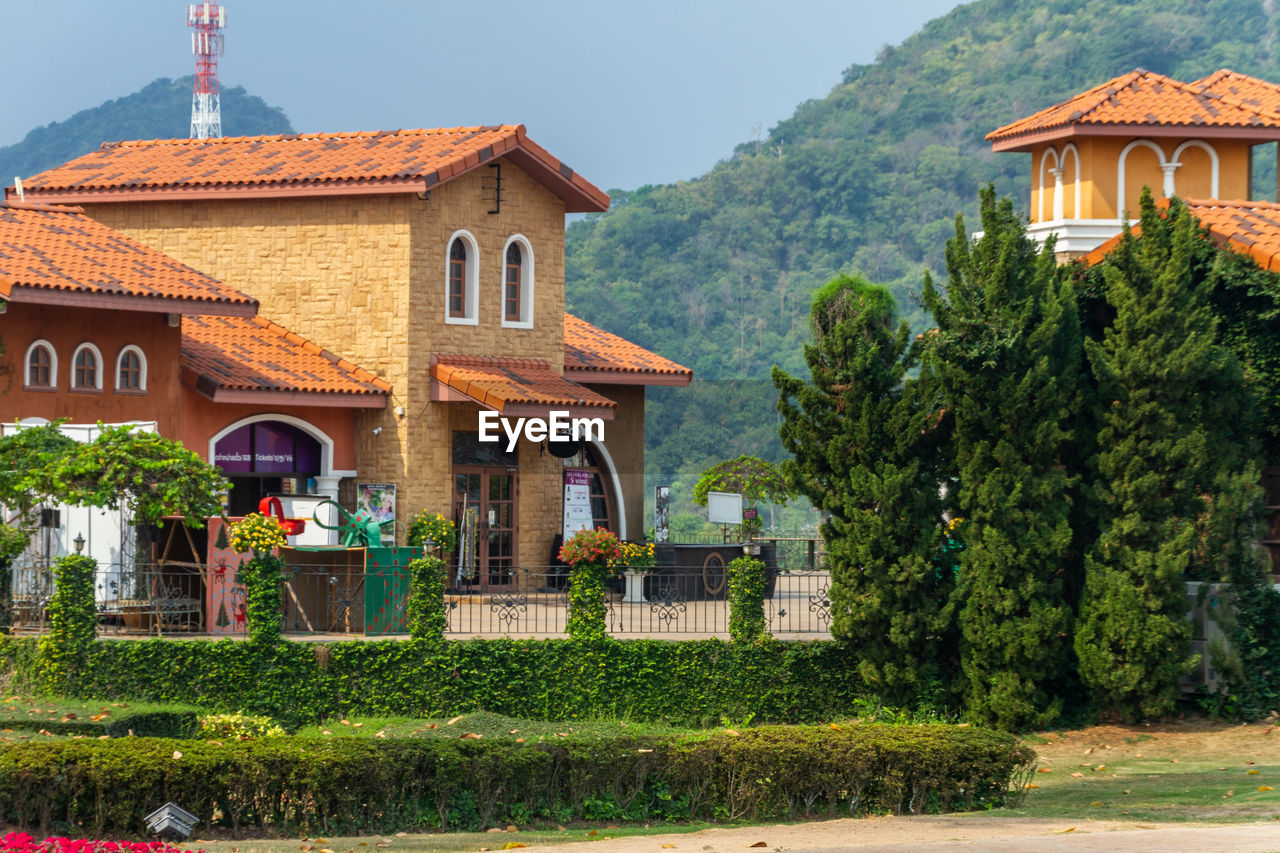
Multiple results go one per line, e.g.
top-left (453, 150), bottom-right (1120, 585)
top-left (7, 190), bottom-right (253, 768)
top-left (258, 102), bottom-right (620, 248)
top-left (1160, 161), bottom-right (1180, 198)
top-left (313, 476), bottom-right (341, 502)
top-left (1049, 166), bottom-right (1065, 221)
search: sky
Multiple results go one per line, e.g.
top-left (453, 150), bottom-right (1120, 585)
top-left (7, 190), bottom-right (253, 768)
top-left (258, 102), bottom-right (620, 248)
top-left (0, 1), bottom-right (966, 192)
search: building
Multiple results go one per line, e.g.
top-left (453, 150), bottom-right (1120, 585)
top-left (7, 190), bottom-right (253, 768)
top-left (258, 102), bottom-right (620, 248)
top-left (10, 126), bottom-right (691, 585)
top-left (987, 68), bottom-right (1280, 256)
top-left (0, 199), bottom-right (390, 573)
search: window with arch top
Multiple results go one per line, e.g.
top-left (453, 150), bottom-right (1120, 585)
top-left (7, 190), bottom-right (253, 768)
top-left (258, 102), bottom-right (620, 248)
top-left (500, 235), bottom-right (534, 328)
top-left (445, 231), bottom-right (479, 324)
top-left (71, 343), bottom-right (102, 391)
top-left (25, 341), bottom-right (55, 389)
top-left (116, 346), bottom-right (147, 392)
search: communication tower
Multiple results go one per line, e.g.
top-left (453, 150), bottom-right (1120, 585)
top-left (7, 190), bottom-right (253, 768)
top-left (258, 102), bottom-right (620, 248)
top-left (187, 3), bottom-right (226, 139)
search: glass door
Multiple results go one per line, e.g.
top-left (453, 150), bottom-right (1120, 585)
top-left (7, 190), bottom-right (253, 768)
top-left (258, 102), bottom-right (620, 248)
top-left (453, 467), bottom-right (518, 589)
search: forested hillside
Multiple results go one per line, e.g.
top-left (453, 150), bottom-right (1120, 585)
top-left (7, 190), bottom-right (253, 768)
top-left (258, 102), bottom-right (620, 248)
top-left (0, 77), bottom-right (293, 184)
top-left (564, 0), bottom-right (1280, 530)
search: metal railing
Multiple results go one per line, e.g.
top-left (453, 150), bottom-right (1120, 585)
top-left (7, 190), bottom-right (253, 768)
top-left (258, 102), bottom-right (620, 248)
top-left (443, 566), bottom-right (832, 638)
top-left (10, 562), bottom-right (203, 635)
top-left (6, 558), bottom-right (833, 639)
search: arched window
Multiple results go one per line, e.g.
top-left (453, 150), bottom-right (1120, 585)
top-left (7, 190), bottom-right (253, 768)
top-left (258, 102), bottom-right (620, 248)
top-left (500, 235), bottom-right (534, 328)
top-left (116, 346), bottom-right (147, 392)
top-left (445, 231), bottom-right (479, 324)
top-left (72, 343), bottom-right (102, 390)
top-left (25, 341), bottom-right (55, 389)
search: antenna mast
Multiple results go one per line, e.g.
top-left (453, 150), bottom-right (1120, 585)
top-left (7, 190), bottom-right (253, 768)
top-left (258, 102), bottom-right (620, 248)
top-left (187, 3), bottom-right (226, 139)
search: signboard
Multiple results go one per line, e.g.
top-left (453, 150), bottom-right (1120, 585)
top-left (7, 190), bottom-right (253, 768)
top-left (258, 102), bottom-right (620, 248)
top-left (707, 491), bottom-right (744, 525)
top-left (563, 469), bottom-right (594, 539)
top-left (357, 483), bottom-right (396, 546)
top-left (654, 486), bottom-right (670, 544)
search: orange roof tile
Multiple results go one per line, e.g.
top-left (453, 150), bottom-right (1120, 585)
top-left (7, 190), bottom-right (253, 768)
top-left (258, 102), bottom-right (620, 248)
top-left (1079, 197), bottom-right (1280, 272)
top-left (1180, 198), bottom-right (1280, 273)
top-left (182, 314), bottom-right (390, 406)
top-left (431, 355), bottom-right (616, 418)
top-left (0, 200), bottom-right (255, 315)
top-left (988, 69), bottom-right (1280, 151)
top-left (563, 314), bottom-right (693, 385)
top-left (1191, 69), bottom-right (1280, 115)
top-left (16, 126), bottom-right (609, 212)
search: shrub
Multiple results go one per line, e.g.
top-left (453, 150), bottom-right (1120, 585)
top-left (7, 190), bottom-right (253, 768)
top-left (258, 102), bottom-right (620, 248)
top-left (560, 529), bottom-right (621, 642)
top-left (407, 511), bottom-right (457, 554)
top-left (727, 556), bottom-right (767, 643)
top-left (38, 554), bottom-right (97, 690)
top-left (0, 635), bottom-right (877, 727)
top-left (0, 706), bottom-right (199, 739)
top-left (406, 556), bottom-right (447, 640)
top-left (0, 724), bottom-right (1033, 834)
top-left (239, 555), bottom-right (283, 644)
top-left (197, 712), bottom-right (285, 739)
top-left (228, 513), bottom-right (286, 555)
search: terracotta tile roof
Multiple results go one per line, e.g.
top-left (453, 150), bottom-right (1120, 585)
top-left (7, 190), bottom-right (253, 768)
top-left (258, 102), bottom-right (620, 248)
top-left (0, 200), bottom-right (255, 315)
top-left (182, 314), bottom-right (391, 406)
top-left (563, 314), bottom-right (693, 385)
top-left (16, 126), bottom-right (609, 212)
top-left (1079, 197), bottom-right (1280, 271)
top-left (1191, 69), bottom-right (1280, 114)
top-left (1180, 198), bottom-right (1280, 272)
top-left (431, 355), bottom-right (616, 416)
top-left (988, 69), bottom-right (1280, 150)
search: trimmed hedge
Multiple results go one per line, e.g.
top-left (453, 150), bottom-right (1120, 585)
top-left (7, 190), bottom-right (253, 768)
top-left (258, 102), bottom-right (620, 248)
top-left (0, 636), bottom-right (877, 727)
top-left (0, 725), bottom-right (1034, 835)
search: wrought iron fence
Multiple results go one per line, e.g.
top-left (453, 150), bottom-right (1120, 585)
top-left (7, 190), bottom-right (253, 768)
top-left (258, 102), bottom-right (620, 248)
top-left (10, 562), bottom-right (203, 635)
top-left (443, 566), bottom-right (832, 638)
top-left (6, 559), bottom-right (833, 639)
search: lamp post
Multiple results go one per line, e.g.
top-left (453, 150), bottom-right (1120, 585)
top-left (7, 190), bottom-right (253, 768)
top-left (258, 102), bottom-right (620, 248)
top-left (73, 533), bottom-right (85, 554)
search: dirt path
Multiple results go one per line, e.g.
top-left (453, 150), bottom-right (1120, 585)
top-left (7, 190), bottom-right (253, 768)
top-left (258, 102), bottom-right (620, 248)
top-left (508, 817), bottom-right (1280, 852)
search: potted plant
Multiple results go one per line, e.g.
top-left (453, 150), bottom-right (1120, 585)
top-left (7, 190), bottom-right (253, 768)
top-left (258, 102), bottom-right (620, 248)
top-left (613, 540), bottom-right (656, 603)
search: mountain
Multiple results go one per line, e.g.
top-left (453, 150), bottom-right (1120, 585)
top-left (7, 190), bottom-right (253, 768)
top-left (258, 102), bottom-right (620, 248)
top-left (0, 77), bottom-right (293, 185)
top-left (562, 0), bottom-right (1280, 524)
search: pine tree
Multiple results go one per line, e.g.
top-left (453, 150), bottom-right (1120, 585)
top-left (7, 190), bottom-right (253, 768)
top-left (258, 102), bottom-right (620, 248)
top-left (773, 274), bottom-right (954, 705)
top-left (921, 187), bottom-right (1083, 730)
top-left (1077, 194), bottom-right (1262, 719)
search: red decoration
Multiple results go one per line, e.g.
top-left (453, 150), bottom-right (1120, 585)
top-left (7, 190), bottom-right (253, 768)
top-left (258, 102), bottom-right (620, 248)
top-left (258, 496), bottom-right (307, 536)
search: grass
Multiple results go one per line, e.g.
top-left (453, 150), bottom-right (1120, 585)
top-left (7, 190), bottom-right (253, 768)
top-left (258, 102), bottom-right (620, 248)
top-left (0, 695), bottom-right (199, 739)
top-left (291, 711), bottom-right (707, 743)
top-left (999, 722), bottom-right (1280, 824)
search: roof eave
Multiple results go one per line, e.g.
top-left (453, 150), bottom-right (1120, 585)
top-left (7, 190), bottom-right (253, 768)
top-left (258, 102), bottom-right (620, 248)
top-left (10, 178), bottom-right (431, 205)
top-left (186, 376), bottom-right (388, 408)
top-left (565, 368), bottom-right (693, 386)
top-left (990, 123), bottom-right (1280, 152)
top-left (0, 284), bottom-right (257, 316)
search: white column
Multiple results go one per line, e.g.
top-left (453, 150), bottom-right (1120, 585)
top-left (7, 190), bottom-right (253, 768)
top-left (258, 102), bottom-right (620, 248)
top-left (312, 476), bottom-right (341, 502)
top-left (1049, 166), bottom-right (1065, 221)
top-left (1160, 162), bottom-right (1180, 198)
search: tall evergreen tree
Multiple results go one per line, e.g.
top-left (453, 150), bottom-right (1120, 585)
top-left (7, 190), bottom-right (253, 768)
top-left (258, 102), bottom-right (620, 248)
top-left (1077, 194), bottom-right (1263, 719)
top-left (921, 187), bottom-right (1083, 730)
top-left (773, 274), bottom-right (954, 705)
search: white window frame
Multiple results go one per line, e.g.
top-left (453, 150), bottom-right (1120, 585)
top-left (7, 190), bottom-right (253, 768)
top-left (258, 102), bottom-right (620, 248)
top-left (115, 345), bottom-right (148, 392)
top-left (444, 230), bottom-right (480, 325)
top-left (500, 234), bottom-right (535, 329)
top-left (71, 343), bottom-right (104, 390)
top-left (24, 339), bottom-right (57, 389)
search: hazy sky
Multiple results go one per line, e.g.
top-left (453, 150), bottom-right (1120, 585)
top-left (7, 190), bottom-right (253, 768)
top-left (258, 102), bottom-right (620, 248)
top-left (1, 1), bottom-right (966, 191)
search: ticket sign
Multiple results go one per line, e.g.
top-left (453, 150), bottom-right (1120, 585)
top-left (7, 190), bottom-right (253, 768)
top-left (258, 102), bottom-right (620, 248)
top-left (563, 469), bottom-right (594, 539)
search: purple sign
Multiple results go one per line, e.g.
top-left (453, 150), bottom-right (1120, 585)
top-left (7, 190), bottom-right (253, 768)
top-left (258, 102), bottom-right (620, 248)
top-left (213, 422), bottom-right (321, 475)
top-left (565, 470), bottom-right (592, 486)
top-left (213, 425), bottom-right (253, 473)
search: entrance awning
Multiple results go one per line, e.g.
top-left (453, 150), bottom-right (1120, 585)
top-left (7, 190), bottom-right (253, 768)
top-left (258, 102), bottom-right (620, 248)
top-left (430, 355), bottom-right (617, 420)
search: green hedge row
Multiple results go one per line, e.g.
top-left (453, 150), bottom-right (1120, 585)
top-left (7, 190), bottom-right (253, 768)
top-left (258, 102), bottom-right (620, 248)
top-left (0, 636), bottom-right (874, 727)
top-left (0, 725), bottom-right (1034, 835)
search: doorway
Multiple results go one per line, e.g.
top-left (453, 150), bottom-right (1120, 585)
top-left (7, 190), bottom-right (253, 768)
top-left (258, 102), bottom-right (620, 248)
top-left (451, 432), bottom-right (518, 589)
